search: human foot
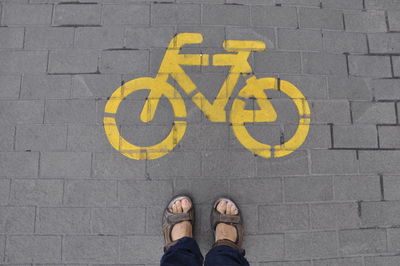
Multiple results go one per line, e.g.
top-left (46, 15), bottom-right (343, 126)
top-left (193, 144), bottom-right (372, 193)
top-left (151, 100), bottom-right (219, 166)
top-left (170, 197), bottom-right (193, 240)
top-left (215, 199), bottom-right (239, 243)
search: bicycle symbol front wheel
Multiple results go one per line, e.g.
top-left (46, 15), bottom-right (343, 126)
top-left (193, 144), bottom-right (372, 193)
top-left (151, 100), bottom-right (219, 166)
top-left (230, 77), bottom-right (311, 159)
top-left (103, 77), bottom-right (187, 160)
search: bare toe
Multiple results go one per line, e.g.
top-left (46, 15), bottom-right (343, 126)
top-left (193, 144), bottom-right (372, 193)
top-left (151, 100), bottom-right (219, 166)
top-left (175, 200), bottom-right (183, 213)
top-left (226, 201), bottom-right (233, 215)
top-left (172, 203), bottom-right (177, 213)
top-left (181, 198), bottom-right (191, 213)
top-left (216, 200), bottom-right (227, 214)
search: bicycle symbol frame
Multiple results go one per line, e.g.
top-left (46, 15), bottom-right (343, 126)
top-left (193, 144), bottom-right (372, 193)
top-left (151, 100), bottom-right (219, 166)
top-left (103, 33), bottom-right (311, 160)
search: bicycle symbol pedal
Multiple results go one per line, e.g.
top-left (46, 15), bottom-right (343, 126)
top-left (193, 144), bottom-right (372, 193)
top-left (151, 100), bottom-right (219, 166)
top-left (103, 33), bottom-right (311, 160)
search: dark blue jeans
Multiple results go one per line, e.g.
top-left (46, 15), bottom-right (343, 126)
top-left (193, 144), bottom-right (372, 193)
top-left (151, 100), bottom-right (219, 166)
top-left (160, 237), bottom-right (250, 266)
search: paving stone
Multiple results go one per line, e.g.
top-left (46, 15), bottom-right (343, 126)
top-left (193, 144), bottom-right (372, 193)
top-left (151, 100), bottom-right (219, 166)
top-left (339, 229), bottom-right (387, 255)
top-left (49, 50), bottom-right (99, 74)
top-left (311, 100), bottom-right (351, 124)
top-left (5, 236), bottom-right (61, 263)
top-left (92, 152), bottom-right (146, 178)
top-left (369, 33), bottom-right (400, 53)
top-left (37, 207), bottom-right (91, 234)
top-left (379, 126), bottom-right (400, 148)
top-left (311, 203), bottom-right (361, 230)
top-left (361, 201), bottom-right (400, 227)
top-left (0, 75), bottom-right (20, 99)
top-left (3, 4), bottom-right (52, 25)
top-left (151, 3), bottom-right (200, 25)
top-left (203, 4), bottom-right (250, 26)
top-left (64, 180), bottom-right (117, 207)
top-left (243, 235), bottom-right (284, 261)
top-left (53, 4), bottom-right (101, 26)
top-left (119, 236), bottom-right (163, 264)
top-left (178, 123), bottom-right (230, 151)
top-left (21, 74), bottom-right (71, 100)
top-left (259, 204), bottom-right (309, 233)
top-left (251, 6), bottom-right (298, 28)
top-left (174, 178), bottom-right (229, 204)
top-left (0, 179), bottom-right (10, 205)
top-left (0, 152), bottom-right (39, 177)
top-left (285, 231), bottom-right (338, 259)
top-left (25, 27), bottom-right (74, 49)
top-left (100, 50), bottom-right (148, 74)
top-left (63, 236), bottom-right (118, 263)
top-left (102, 4), bottom-right (150, 25)
top-left (0, 126), bottom-right (15, 151)
top-left (284, 176), bottom-right (333, 202)
top-left (75, 27), bottom-right (124, 49)
top-left (299, 8), bottom-right (343, 30)
top-left (360, 151), bottom-right (400, 174)
top-left (323, 31), bottom-right (367, 54)
top-left (344, 10), bottom-right (387, 33)
top-left (388, 11), bottom-right (400, 31)
top-left (333, 125), bottom-right (378, 148)
top-left (45, 99), bottom-right (96, 124)
top-left (0, 235), bottom-right (4, 262)
top-left (260, 261), bottom-right (311, 266)
top-left (254, 51), bottom-right (301, 74)
top-left (388, 228), bottom-right (400, 252)
top-left (276, 0), bottom-right (320, 6)
top-left (146, 151), bottom-right (201, 177)
top-left (118, 180), bottom-right (173, 207)
top-left (0, 51), bottom-right (48, 74)
top-left (125, 26), bottom-right (175, 48)
top-left (225, 27), bottom-right (276, 49)
top-left (314, 257), bottom-right (364, 266)
top-left (145, 205), bottom-right (163, 235)
top-left (365, 255), bottom-right (400, 266)
top-left (203, 150), bottom-right (255, 178)
top-left (280, 75), bottom-right (328, 100)
top-left (303, 52), bottom-right (347, 76)
top-left (0, 27), bottom-right (24, 48)
top-left (311, 150), bottom-right (358, 174)
top-left (257, 150), bottom-right (310, 176)
top-left (71, 74), bottom-right (120, 99)
top-left (67, 125), bottom-right (113, 152)
top-left (10, 179), bottom-right (63, 206)
top-left (92, 207), bottom-right (146, 234)
top-left (394, 57), bottom-right (400, 77)
top-left (230, 178), bottom-right (282, 203)
top-left (40, 152), bottom-right (91, 178)
top-left (351, 102), bottom-right (396, 124)
top-left (278, 29), bottom-right (322, 51)
top-left (0, 206), bottom-right (35, 233)
top-left (373, 79), bottom-right (400, 101)
top-left (350, 56), bottom-right (392, 78)
top-left (383, 176), bottom-right (400, 200)
top-left (285, 124), bottom-right (331, 149)
top-left (15, 124), bottom-right (67, 151)
top-left (328, 76), bottom-right (372, 100)
top-left (334, 175), bottom-right (381, 201)
top-left (366, 0), bottom-right (400, 10)
top-left (321, 0), bottom-right (363, 9)
top-left (0, 100), bottom-right (44, 124)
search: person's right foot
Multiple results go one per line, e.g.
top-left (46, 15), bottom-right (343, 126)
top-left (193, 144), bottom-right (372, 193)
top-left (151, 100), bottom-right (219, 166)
top-left (215, 200), bottom-right (238, 243)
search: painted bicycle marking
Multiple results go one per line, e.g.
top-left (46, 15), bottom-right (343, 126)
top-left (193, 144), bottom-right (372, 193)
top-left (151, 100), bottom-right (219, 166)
top-left (103, 33), bottom-right (311, 160)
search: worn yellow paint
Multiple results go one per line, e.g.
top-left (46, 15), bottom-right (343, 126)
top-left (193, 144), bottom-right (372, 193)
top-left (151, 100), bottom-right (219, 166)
top-left (103, 33), bottom-right (311, 160)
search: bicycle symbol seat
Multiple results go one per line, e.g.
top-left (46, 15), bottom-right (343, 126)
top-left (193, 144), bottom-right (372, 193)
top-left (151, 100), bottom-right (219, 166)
top-left (103, 33), bottom-right (311, 160)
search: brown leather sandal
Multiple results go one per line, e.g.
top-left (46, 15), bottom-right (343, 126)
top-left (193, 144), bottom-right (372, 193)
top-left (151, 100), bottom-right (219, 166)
top-left (210, 197), bottom-right (245, 255)
top-left (162, 195), bottom-right (194, 252)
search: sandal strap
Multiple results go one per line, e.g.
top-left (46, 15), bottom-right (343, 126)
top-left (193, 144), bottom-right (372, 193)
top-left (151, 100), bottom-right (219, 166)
top-left (212, 212), bottom-right (241, 228)
top-left (165, 211), bottom-right (193, 224)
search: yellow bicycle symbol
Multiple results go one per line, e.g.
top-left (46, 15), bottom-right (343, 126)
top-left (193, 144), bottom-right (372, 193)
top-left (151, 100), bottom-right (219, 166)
top-left (103, 33), bottom-right (311, 160)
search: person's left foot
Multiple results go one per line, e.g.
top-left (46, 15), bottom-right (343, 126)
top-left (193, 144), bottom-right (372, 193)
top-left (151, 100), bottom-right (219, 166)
top-left (170, 198), bottom-right (193, 241)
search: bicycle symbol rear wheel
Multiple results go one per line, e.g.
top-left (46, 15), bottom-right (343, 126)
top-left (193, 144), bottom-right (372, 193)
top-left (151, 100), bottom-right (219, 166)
top-left (230, 77), bottom-right (311, 159)
top-left (103, 77), bottom-right (187, 160)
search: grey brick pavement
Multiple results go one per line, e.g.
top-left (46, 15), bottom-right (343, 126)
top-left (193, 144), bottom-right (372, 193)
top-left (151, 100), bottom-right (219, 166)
top-left (0, 0), bottom-right (400, 265)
